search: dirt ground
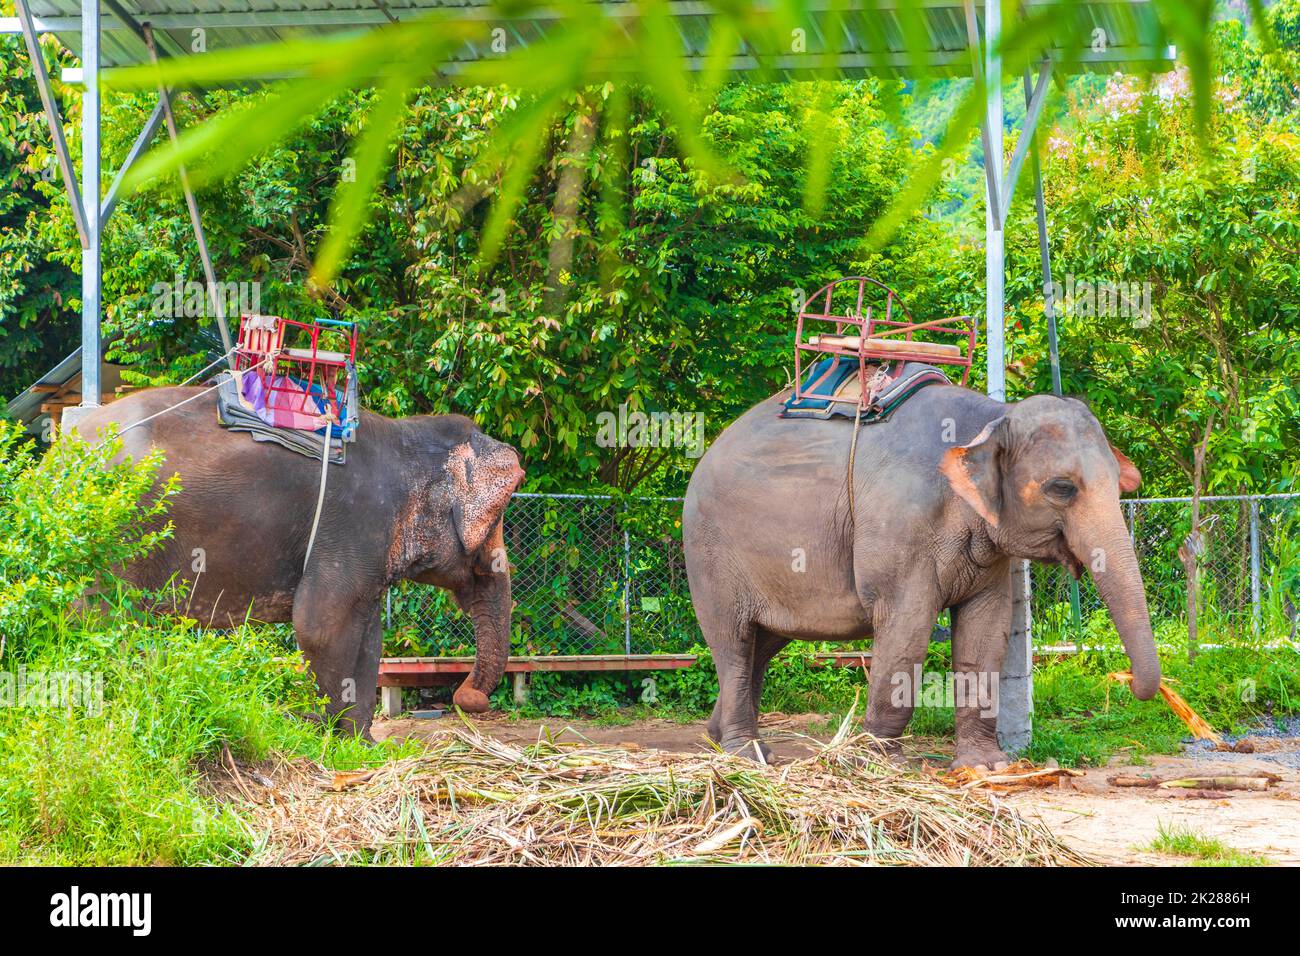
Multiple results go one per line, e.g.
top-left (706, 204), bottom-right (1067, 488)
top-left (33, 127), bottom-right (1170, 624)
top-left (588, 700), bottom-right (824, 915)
top-left (375, 711), bottom-right (1300, 866)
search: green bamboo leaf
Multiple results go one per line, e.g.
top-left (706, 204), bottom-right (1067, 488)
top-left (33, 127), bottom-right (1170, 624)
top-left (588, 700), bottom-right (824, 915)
top-left (477, 91), bottom-right (567, 269)
top-left (865, 79), bottom-right (986, 250)
top-left (635, 0), bottom-right (727, 181)
top-left (104, 17), bottom-right (469, 89)
top-left (312, 73), bottom-right (418, 289)
top-left (121, 69), bottom-right (369, 194)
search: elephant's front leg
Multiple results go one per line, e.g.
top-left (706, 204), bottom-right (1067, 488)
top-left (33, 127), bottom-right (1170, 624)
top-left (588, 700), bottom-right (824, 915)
top-left (949, 576), bottom-right (1013, 771)
top-left (864, 600), bottom-right (939, 746)
top-left (293, 578), bottom-right (384, 740)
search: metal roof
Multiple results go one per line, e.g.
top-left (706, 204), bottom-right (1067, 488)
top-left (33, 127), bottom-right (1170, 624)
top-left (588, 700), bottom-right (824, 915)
top-left (4, 348), bottom-right (124, 427)
top-left (10, 1), bottom-right (1175, 76)
top-left (5, 348), bottom-right (84, 425)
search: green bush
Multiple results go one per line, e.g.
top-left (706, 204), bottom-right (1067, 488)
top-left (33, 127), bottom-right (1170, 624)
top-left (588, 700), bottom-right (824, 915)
top-left (0, 422), bottom-right (177, 647)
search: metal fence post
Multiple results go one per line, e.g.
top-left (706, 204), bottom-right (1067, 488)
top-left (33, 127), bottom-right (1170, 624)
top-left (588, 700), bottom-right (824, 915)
top-left (1250, 497), bottom-right (1261, 631)
top-left (622, 507), bottom-right (633, 655)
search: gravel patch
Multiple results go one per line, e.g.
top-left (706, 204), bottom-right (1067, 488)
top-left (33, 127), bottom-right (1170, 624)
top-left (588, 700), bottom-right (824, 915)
top-left (1183, 715), bottom-right (1300, 769)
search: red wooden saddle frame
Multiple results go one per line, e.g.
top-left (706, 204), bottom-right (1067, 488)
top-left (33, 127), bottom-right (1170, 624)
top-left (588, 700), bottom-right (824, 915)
top-left (793, 277), bottom-right (977, 410)
top-left (234, 313), bottom-right (359, 423)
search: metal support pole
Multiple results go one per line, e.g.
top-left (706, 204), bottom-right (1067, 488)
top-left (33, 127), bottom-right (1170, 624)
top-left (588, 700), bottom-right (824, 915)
top-left (101, 98), bottom-right (165, 224)
top-left (15, 0), bottom-right (88, 248)
top-left (968, 0), bottom-right (1029, 752)
top-left (80, 0), bottom-right (101, 407)
top-left (1027, 72), bottom-right (1061, 398)
top-left (622, 524), bottom-right (632, 655)
top-left (1249, 498), bottom-right (1261, 631)
top-left (982, 0), bottom-right (1005, 403)
top-left (143, 23), bottom-right (234, 363)
top-left (1023, 62), bottom-right (1082, 648)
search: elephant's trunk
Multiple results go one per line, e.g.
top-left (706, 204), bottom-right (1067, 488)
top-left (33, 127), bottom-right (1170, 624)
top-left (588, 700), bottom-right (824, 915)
top-left (452, 533), bottom-right (513, 713)
top-left (1067, 498), bottom-right (1161, 700)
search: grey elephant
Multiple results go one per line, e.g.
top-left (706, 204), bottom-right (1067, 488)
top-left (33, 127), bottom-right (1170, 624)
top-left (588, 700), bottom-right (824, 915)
top-left (77, 387), bottom-right (525, 738)
top-left (683, 383), bottom-right (1157, 769)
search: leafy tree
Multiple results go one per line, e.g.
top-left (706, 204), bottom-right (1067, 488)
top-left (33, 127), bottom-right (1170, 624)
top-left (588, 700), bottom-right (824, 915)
top-left (0, 34), bottom-right (78, 400)
top-left (1003, 41), bottom-right (1300, 495)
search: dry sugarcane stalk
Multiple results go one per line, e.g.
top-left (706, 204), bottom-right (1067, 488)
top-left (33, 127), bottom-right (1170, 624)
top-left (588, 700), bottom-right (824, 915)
top-left (1158, 776), bottom-right (1275, 791)
top-left (212, 713), bottom-right (1095, 867)
top-left (1108, 775), bottom-right (1160, 788)
top-left (1108, 671), bottom-right (1223, 745)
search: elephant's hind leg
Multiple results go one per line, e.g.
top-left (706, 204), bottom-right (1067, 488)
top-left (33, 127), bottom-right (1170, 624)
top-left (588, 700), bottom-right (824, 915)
top-left (701, 609), bottom-right (770, 762)
top-left (749, 628), bottom-right (791, 727)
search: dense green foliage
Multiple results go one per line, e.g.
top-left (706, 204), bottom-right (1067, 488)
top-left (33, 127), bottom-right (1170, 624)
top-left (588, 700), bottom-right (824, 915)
top-left (0, 34), bottom-right (78, 399)
top-left (1003, 21), bottom-right (1300, 493)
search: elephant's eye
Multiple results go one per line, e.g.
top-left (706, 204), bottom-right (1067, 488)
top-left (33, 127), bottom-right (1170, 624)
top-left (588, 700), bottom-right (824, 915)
top-left (1043, 478), bottom-right (1078, 502)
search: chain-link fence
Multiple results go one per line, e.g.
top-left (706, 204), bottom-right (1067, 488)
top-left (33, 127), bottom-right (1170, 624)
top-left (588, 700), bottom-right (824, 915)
top-left (384, 493), bottom-right (697, 656)
top-left (1032, 493), bottom-right (1300, 644)
top-left (385, 492), bottom-right (1300, 655)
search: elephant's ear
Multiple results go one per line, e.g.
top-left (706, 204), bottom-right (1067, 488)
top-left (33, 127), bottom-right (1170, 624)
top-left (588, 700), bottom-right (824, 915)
top-left (447, 442), bottom-right (517, 554)
top-left (939, 416), bottom-right (1008, 528)
top-left (1109, 444), bottom-right (1141, 493)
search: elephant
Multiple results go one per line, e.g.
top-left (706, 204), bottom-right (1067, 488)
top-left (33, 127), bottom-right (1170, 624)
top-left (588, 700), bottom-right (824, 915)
top-left (683, 381), bottom-right (1158, 769)
top-left (75, 386), bottom-right (525, 739)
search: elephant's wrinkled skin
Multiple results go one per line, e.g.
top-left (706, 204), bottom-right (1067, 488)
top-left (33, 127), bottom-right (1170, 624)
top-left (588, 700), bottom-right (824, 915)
top-left (77, 387), bottom-right (524, 738)
top-left (683, 384), bottom-right (1156, 769)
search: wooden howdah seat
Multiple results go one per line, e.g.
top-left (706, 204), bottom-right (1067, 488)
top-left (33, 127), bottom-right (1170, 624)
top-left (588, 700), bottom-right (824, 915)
top-left (234, 313), bottom-right (360, 437)
top-left (805, 334), bottom-right (964, 360)
top-left (790, 277), bottom-right (976, 416)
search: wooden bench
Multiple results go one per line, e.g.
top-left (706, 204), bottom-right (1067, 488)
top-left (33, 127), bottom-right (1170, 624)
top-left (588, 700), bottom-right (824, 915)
top-left (378, 654), bottom-right (698, 717)
top-left (380, 644), bottom-right (1094, 717)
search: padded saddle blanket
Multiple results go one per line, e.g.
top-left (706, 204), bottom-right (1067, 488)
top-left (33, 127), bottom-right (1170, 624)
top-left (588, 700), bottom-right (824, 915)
top-left (781, 356), bottom-right (949, 423)
top-left (215, 371), bottom-right (347, 464)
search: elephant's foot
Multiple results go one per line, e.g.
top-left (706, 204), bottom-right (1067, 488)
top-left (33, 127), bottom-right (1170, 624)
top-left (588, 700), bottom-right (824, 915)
top-left (861, 717), bottom-right (911, 756)
top-left (705, 713), bottom-right (722, 744)
top-left (720, 737), bottom-right (775, 764)
top-left (335, 712), bottom-right (377, 744)
top-left (950, 745), bottom-right (1009, 772)
top-left (453, 684), bottom-right (492, 713)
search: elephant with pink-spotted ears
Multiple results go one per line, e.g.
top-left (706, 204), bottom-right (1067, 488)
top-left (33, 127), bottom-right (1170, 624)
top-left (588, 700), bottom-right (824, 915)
top-left (683, 383), bottom-right (1156, 769)
top-left (77, 387), bottom-right (524, 739)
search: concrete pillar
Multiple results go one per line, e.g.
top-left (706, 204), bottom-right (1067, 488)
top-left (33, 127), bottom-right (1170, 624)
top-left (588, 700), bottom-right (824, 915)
top-left (381, 685), bottom-right (403, 719)
top-left (512, 672), bottom-right (529, 706)
top-left (998, 559), bottom-right (1034, 753)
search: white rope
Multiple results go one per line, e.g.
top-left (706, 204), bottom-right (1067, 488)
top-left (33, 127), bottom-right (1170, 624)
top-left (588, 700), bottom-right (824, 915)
top-left (302, 430), bottom-right (333, 572)
top-left (177, 346), bottom-right (237, 387)
top-left (114, 347), bottom-right (238, 436)
top-left (118, 376), bottom-right (230, 435)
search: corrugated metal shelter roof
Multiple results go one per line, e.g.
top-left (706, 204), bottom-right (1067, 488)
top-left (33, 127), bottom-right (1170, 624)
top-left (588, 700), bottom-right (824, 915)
top-left (18, 0), bottom-right (1174, 76)
top-left (4, 348), bottom-right (127, 430)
